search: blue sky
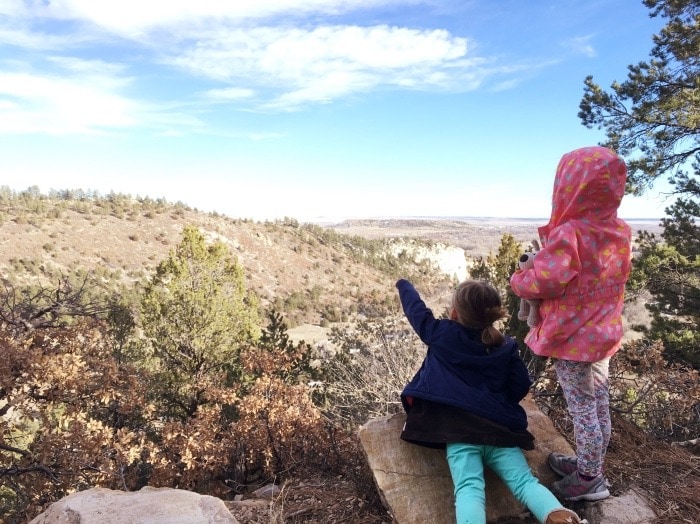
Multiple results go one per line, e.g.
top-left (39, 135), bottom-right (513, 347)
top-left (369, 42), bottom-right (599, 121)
top-left (0, 1), bottom-right (672, 221)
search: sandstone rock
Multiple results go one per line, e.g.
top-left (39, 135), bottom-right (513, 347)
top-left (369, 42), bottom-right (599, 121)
top-left (580, 488), bottom-right (657, 524)
top-left (388, 241), bottom-right (469, 281)
top-left (358, 412), bottom-right (455, 524)
top-left (358, 396), bottom-right (569, 523)
top-left (29, 486), bottom-right (238, 524)
top-left (358, 395), bottom-right (586, 523)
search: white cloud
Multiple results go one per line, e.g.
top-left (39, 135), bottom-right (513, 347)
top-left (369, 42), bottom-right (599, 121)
top-left (204, 87), bottom-right (256, 101)
top-left (0, 0), bottom-right (29, 17)
top-left (0, 1), bottom-right (515, 123)
top-left (0, 52), bottom-right (210, 135)
top-left (46, 56), bottom-right (127, 77)
top-left (0, 27), bottom-right (88, 49)
top-left (0, 70), bottom-right (139, 134)
top-left (173, 25), bottom-right (468, 78)
top-left (170, 25), bottom-right (475, 109)
top-left (26, 0), bottom-right (417, 35)
top-left (564, 35), bottom-right (597, 58)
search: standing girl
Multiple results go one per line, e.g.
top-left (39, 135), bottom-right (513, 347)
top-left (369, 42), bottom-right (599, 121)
top-left (397, 278), bottom-right (582, 524)
top-left (510, 146), bottom-right (632, 502)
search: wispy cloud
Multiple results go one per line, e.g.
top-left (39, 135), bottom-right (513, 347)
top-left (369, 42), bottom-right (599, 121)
top-left (0, 68), bottom-right (138, 135)
top-left (204, 87), bottom-right (256, 101)
top-left (170, 25), bottom-right (476, 110)
top-left (0, 0), bottom-right (524, 130)
top-left (564, 35), bottom-right (597, 58)
top-left (17, 0), bottom-right (418, 35)
top-left (0, 55), bottom-right (204, 135)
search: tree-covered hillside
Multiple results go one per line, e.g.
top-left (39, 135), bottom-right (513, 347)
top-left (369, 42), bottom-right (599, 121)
top-left (0, 187), bottom-right (459, 522)
top-left (0, 187), bottom-right (455, 328)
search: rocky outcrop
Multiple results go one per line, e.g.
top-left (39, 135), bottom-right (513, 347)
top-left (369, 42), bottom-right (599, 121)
top-left (388, 239), bottom-right (469, 281)
top-left (358, 395), bottom-right (657, 524)
top-left (29, 486), bottom-right (238, 524)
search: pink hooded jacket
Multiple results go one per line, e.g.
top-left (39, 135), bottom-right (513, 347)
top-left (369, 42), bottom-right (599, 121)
top-left (510, 146), bottom-right (632, 362)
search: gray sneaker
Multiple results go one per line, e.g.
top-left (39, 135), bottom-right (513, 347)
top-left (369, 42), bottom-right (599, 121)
top-left (551, 471), bottom-right (610, 502)
top-left (548, 452), bottom-right (578, 477)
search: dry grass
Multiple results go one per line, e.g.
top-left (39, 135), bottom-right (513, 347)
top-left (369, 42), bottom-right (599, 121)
top-left (330, 218), bottom-right (664, 259)
top-left (226, 476), bottom-right (390, 523)
top-left (605, 416), bottom-right (700, 523)
top-left (0, 204), bottom-right (397, 326)
top-left (539, 395), bottom-right (700, 524)
top-left (330, 218), bottom-right (544, 259)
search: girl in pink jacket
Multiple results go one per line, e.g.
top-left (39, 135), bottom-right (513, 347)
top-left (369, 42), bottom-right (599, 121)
top-left (510, 146), bottom-right (632, 502)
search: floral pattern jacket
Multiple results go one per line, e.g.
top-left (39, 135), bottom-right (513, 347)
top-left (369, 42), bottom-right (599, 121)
top-left (510, 146), bottom-right (632, 362)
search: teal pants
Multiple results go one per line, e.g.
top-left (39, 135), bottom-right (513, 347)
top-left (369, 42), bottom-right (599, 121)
top-left (445, 443), bottom-right (562, 524)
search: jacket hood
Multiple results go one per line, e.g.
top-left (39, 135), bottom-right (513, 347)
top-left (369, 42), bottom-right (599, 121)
top-left (540, 146), bottom-right (627, 239)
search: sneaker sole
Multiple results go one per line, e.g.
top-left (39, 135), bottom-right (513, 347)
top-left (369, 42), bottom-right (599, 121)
top-left (564, 487), bottom-right (610, 502)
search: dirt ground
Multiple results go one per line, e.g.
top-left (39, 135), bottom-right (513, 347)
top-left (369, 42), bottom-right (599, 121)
top-left (225, 476), bottom-right (391, 524)
top-left (223, 412), bottom-right (699, 524)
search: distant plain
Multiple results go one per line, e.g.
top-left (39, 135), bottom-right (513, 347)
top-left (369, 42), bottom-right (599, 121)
top-left (328, 217), bottom-right (664, 258)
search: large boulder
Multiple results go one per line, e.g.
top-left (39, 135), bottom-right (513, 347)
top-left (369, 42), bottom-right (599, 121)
top-left (29, 486), bottom-right (238, 524)
top-left (359, 395), bottom-right (658, 523)
top-left (358, 395), bottom-right (571, 523)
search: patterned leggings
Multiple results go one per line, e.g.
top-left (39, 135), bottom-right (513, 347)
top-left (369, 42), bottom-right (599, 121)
top-left (553, 358), bottom-right (611, 477)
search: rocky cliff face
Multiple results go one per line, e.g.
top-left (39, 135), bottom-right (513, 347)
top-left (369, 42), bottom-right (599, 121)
top-left (389, 239), bottom-right (470, 282)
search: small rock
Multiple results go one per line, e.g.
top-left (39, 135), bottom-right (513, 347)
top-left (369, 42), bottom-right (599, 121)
top-left (29, 486), bottom-right (238, 524)
top-left (253, 483), bottom-right (281, 499)
top-left (580, 488), bottom-right (657, 524)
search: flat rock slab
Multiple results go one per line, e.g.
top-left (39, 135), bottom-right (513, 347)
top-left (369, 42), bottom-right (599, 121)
top-left (581, 488), bottom-right (657, 524)
top-left (29, 486), bottom-right (238, 524)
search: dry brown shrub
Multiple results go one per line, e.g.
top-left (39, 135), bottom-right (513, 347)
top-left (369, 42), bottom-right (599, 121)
top-left (1, 317), bottom-right (387, 523)
top-left (534, 339), bottom-right (700, 440)
top-left (611, 339), bottom-right (700, 440)
top-left (144, 382), bottom-right (238, 495)
top-left (0, 320), bottom-right (151, 521)
top-left (604, 415), bottom-right (700, 523)
top-left (235, 376), bottom-right (327, 475)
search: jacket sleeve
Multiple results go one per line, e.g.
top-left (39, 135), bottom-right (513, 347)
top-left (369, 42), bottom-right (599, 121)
top-left (396, 279), bottom-right (440, 344)
top-left (510, 226), bottom-right (579, 300)
top-left (507, 346), bottom-right (532, 403)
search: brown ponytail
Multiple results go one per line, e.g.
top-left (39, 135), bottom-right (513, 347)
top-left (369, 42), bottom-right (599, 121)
top-left (452, 280), bottom-right (507, 347)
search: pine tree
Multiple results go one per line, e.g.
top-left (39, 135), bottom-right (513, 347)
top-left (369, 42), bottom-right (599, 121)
top-left (139, 225), bottom-right (261, 419)
top-left (469, 233), bottom-right (545, 369)
top-left (578, 0), bottom-right (700, 367)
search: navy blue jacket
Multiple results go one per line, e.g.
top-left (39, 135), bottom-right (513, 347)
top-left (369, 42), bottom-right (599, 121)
top-left (397, 279), bottom-right (531, 431)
